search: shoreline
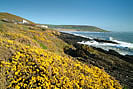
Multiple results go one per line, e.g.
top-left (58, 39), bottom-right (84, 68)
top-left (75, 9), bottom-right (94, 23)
top-left (60, 31), bottom-right (133, 56)
top-left (57, 31), bottom-right (133, 88)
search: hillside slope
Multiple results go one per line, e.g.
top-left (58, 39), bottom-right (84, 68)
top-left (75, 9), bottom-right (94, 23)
top-left (0, 13), bottom-right (107, 32)
top-left (45, 24), bottom-right (108, 32)
top-left (0, 13), bottom-right (122, 88)
top-left (0, 12), bottom-right (34, 24)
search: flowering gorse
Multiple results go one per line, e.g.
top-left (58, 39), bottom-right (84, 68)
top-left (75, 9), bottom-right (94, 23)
top-left (0, 38), bottom-right (122, 89)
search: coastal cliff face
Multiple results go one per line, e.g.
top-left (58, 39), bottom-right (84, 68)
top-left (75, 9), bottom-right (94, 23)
top-left (0, 13), bottom-right (131, 89)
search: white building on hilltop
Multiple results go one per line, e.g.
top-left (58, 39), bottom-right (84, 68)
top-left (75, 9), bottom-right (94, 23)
top-left (22, 20), bottom-right (29, 24)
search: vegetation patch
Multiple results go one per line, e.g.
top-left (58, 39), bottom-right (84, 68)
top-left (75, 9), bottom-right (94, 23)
top-left (39, 42), bottom-right (47, 49)
top-left (33, 36), bottom-right (47, 49)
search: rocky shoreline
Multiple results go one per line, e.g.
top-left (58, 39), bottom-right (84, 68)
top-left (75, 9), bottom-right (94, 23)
top-left (57, 32), bottom-right (133, 89)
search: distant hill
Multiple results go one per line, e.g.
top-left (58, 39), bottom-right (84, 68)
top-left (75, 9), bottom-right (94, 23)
top-left (45, 24), bottom-right (108, 32)
top-left (0, 12), bottom-right (34, 24)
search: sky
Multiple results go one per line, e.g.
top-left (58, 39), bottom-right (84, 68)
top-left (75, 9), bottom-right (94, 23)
top-left (0, 0), bottom-right (133, 32)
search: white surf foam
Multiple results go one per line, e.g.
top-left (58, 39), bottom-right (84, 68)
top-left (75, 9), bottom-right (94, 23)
top-left (60, 31), bottom-right (133, 55)
top-left (113, 40), bottom-right (133, 49)
top-left (78, 40), bottom-right (133, 55)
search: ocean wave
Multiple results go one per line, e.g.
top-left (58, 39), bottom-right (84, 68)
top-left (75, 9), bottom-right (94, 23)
top-left (60, 31), bottom-right (133, 55)
top-left (113, 40), bottom-right (133, 49)
top-left (78, 40), bottom-right (133, 55)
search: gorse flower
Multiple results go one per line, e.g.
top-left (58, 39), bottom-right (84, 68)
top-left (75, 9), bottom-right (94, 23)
top-left (0, 38), bottom-right (122, 89)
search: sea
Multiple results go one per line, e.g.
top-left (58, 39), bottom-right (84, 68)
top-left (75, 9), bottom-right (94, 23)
top-left (61, 31), bottom-right (133, 55)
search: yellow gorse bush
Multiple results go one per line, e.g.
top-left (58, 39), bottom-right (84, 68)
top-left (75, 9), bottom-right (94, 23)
top-left (0, 27), bottom-right (69, 56)
top-left (0, 38), bottom-right (122, 89)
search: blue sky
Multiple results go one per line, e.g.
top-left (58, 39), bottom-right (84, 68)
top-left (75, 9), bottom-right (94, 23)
top-left (0, 0), bottom-right (133, 31)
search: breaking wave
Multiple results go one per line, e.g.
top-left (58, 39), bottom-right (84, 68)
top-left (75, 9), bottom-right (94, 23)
top-left (61, 31), bottom-right (133, 55)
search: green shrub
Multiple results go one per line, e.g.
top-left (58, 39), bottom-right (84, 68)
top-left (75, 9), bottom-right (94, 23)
top-left (39, 42), bottom-right (47, 49)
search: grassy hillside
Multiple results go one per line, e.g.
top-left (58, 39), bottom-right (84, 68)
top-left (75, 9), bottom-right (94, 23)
top-left (0, 13), bottom-right (122, 89)
top-left (45, 24), bottom-right (108, 32)
top-left (0, 12), bottom-right (34, 24)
